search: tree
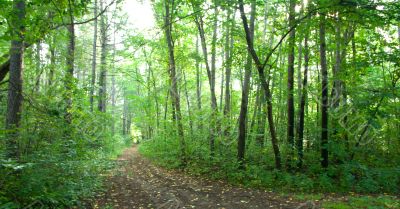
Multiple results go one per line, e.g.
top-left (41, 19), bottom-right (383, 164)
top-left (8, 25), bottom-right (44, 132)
top-left (286, 0), bottom-right (296, 167)
top-left (64, 0), bottom-right (75, 124)
top-left (296, 19), bottom-right (310, 168)
top-left (237, 0), bottom-right (255, 169)
top-left (5, 0), bottom-right (26, 159)
top-left (238, 0), bottom-right (281, 169)
top-left (98, 0), bottom-right (107, 112)
top-left (193, 2), bottom-right (219, 156)
top-left (319, 12), bottom-right (329, 168)
top-left (165, 0), bottom-right (186, 164)
top-left (90, 0), bottom-right (98, 112)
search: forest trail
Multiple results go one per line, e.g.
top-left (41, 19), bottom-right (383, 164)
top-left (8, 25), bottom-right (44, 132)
top-left (91, 146), bottom-right (314, 209)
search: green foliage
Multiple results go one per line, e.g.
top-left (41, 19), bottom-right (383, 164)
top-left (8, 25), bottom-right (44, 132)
top-left (139, 134), bottom-right (400, 194)
top-left (322, 196), bottom-right (400, 209)
top-left (0, 106), bottom-right (131, 208)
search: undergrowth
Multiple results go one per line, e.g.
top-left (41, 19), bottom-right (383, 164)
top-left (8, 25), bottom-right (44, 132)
top-left (139, 135), bottom-right (400, 195)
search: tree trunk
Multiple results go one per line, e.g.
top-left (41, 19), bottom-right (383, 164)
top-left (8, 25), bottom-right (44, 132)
top-left (194, 5), bottom-right (218, 156)
top-left (224, 5), bottom-right (234, 132)
top-left (98, 0), bottom-right (107, 112)
top-left (182, 70), bottom-right (194, 136)
top-left (286, 0), bottom-right (296, 168)
top-left (296, 23), bottom-right (310, 168)
top-left (331, 15), bottom-right (342, 108)
top-left (319, 13), bottom-right (329, 168)
top-left (111, 12), bottom-right (117, 135)
top-left (196, 36), bottom-right (203, 131)
top-left (220, 49), bottom-right (224, 112)
top-left (34, 42), bottom-right (42, 92)
top-left (238, 0), bottom-right (281, 169)
top-left (237, 0), bottom-right (255, 169)
top-left (65, 0), bottom-right (75, 124)
top-left (6, 0), bottom-right (25, 159)
top-left (48, 37), bottom-right (55, 87)
top-left (90, 0), bottom-right (98, 112)
top-left (122, 91), bottom-right (129, 135)
top-left (165, 0), bottom-right (186, 164)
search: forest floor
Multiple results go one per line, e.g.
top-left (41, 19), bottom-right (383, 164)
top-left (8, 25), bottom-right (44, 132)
top-left (89, 146), bottom-right (315, 209)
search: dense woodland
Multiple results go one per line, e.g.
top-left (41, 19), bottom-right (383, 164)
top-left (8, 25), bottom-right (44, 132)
top-left (0, 0), bottom-right (399, 208)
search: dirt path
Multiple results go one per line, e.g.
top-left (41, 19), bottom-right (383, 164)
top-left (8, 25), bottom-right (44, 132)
top-left (91, 146), bottom-right (315, 209)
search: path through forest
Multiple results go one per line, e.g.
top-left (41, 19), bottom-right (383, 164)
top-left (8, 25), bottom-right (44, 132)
top-left (91, 146), bottom-right (316, 209)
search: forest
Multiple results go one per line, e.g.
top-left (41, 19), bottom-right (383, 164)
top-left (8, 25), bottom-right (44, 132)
top-left (0, 0), bottom-right (399, 208)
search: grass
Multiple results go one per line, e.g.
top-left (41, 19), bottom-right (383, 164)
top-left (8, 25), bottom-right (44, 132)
top-left (291, 194), bottom-right (399, 209)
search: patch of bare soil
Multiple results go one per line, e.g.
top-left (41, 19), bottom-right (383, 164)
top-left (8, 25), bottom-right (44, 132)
top-left (90, 146), bottom-right (316, 209)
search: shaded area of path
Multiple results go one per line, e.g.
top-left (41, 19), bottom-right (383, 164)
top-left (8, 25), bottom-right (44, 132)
top-left (91, 146), bottom-right (314, 209)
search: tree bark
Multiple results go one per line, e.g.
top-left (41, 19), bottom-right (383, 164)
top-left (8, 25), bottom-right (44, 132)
top-left (237, 0), bottom-right (255, 169)
top-left (64, 0), bottom-right (75, 124)
top-left (319, 13), bottom-right (329, 168)
top-left (165, 0), bottom-right (186, 164)
top-left (90, 0), bottom-right (98, 112)
top-left (48, 37), bottom-right (55, 87)
top-left (183, 70), bottom-right (194, 136)
top-left (34, 42), bottom-right (42, 92)
top-left (194, 4), bottom-right (218, 156)
top-left (296, 23), bottom-right (310, 168)
top-left (111, 9), bottom-right (117, 135)
top-left (238, 0), bottom-right (281, 169)
top-left (286, 0), bottom-right (296, 168)
top-left (224, 5), bottom-right (234, 130)
top-left (6, 0), bottom-right (25, 159)
top-left (98, 0), bottom-right (107, 112)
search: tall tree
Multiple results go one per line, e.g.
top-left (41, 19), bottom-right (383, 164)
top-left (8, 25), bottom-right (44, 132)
top-left (319, 12), bottom-right (329, 168)
top-left (165, 0), bottom-right (186, 164)
top-left (90, 0), bottom-right (98, 112)
top-left (65, 0), bottom-right (75, 124)
top-left (237, 0), bottom-right (255, 169)
top-left (223, 4), bottom-right (234, 127)
top-left (286, 0), bottom-right (296, 167)
top-left (98, 0), bottom-right (107, 112)
top-left (296, 21), bottom-right (310, 168)
top-left (5, 0), bottom-right (26, 159)
top-left (194, 3), bottom-right (219, 156)
top-left (238, 0), bottom-right (281, 169)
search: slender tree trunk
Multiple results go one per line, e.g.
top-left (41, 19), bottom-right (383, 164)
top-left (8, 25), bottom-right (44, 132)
top-left (123, 92), bottom-right (128, 135)
top-left (196, 37), bottom-right (202, 112)
top-left (319, 13), bottom-right (329, 168)
top-left (286, 0), bottom-right (296, 168)
top-left (296, 24), bottom-right (310, 168)
top-left (194, 6), bottom-right (218, 156)
top-left (224, 5), bottom-right (234, 133)
top-left (165, 0), bottom-right (186, 164)
top-left (182, 70), bottom-right (194, 136)
top-left (250, 85), bottom-right (260, 141)
top-left (98, 0), bottom-right (107, 112)
top-left (90, 0), bottom-right (98, 112)
top-left (331, 15), bottom-right (342, 108)
top-left (211, 6), bottom-right (219, 111)
top-left (34, 42), bottom-right (42, 92)
top-left (220, 50), bottom-right (224, 112)
top-left (65, 0), bottom-right (75, 124)
top-left (237, 0), bottom-right (255, 169)
top-left (150, 63), bottom-right (160, 130)
top-left (239, 0), bottom-right (281, 169)
top-left (48, 37), bottom-right (55, 87)
top-left (195, 37), bottom-right (202, 132)
top-left (6, 0), bottom-right (25, 159)
top-left (111, 12), bottom-right (117, 135)
top-left (256, 88), bottom-right (266, 147)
